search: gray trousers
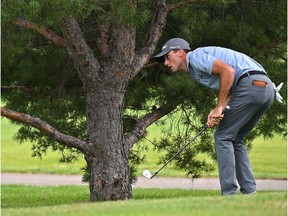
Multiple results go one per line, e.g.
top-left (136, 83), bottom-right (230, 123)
top-left (214, 73), bottom-right (275, 195)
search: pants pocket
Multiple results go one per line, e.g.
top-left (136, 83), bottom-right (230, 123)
top-left (249, 84), bottom-right (269, 104)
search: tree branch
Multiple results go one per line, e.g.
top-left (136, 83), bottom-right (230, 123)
top-left (60, 15), bottom-right (101, 92)
top-left (1, 107), bottom-right (90, 155)
top-left (130, 0), bottom-right (169, 79)
top-left (124, 101), bottom-right (181, 149)
top-left (14, 18), bottom-right (66, 47)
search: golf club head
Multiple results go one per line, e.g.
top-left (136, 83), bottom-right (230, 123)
top-left (143, 169), bottom-right (152, 179)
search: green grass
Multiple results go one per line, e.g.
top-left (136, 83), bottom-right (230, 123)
top-left (1, 118), bottom-right (86, 174)
top-left (250, 136), bottom-right (287, 179)
top-left (1, 117), bottom-right (287, 178)
top-left (1, 185), bottom-right (287, 216)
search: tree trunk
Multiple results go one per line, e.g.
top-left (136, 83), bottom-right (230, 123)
top-left (59, 16), bottom-right (133, 201)
top-left (85, 84), bottom-right (131, 201)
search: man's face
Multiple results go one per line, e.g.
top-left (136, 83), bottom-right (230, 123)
top-left (164, 50), bottom-right (184, 73)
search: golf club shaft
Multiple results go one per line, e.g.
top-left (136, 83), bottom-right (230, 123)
top-left (150, 124), bottom-right (208, 179)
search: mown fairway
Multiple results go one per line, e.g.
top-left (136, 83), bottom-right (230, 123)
top-left (1, 185), bottom-right (287, 216)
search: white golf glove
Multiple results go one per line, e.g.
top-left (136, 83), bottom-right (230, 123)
top-left (272, 82), bottom-right (284, 103)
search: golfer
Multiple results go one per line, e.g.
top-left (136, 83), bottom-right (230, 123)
top-left (154, 38), bottom-right (279, 195)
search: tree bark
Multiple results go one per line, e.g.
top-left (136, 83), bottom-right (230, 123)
top-left (85, 88), bottom-right (131, 201)
top-left (82, 45), bottom-right (136, 199)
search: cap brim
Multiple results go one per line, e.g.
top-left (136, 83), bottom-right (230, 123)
top-left (154, 50), bottom-right (169, 62)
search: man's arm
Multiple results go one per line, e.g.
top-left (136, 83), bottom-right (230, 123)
top-left (207, 59), bottom-right (234, 127)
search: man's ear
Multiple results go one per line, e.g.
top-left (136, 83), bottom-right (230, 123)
top-left (178, 49), bottom-right (185, 56)
top-left (178, 49), bottom-right (186, 58)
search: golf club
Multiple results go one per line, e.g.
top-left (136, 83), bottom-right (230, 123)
top-left (143, 105), bottom-right (230, 179)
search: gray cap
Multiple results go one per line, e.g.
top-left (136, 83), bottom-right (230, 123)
top-left (154, 38), bottom-right (191, 62)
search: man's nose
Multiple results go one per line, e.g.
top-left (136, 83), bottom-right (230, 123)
top-left (164, 60), bottom-right (169, 66)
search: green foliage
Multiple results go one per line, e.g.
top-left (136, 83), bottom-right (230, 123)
top-left (128, 143), bottom-right (147, 183)
top-left (1, 0), bottom-right (98, 25)
top-left (107, 0), bottom-right (152, 27)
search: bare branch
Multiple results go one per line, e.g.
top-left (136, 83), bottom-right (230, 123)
top-left (1, 107), bottom-right (90, 155)
top-left (142, 62), bottom-right (160, 69)
top-left (14, 18), bottom-right (66, 47)
top-left (124, 101), bottom-right (181, 149)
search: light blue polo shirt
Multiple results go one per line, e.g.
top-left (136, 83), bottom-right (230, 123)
top-left (186, 47), bottom-right (266, 90)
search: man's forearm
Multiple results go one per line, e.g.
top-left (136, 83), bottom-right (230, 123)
top-left (216, 71), bottom-right (234, 111)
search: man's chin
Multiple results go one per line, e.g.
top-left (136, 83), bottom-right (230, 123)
top-left (170, 68), bottom-right (178, 73)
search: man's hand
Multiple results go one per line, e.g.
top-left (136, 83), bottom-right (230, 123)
top-left (207, 106), bottom-right (224, 128)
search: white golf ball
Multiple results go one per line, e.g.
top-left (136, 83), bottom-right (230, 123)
top-left (143, 169), bottom-right (152, 179)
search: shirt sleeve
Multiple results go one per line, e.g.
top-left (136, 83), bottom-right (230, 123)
top-left (189, 48), bottom-right (217, 75)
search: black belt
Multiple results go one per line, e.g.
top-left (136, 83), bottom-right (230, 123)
top-left (237, 71), bottom-right (267, 85)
